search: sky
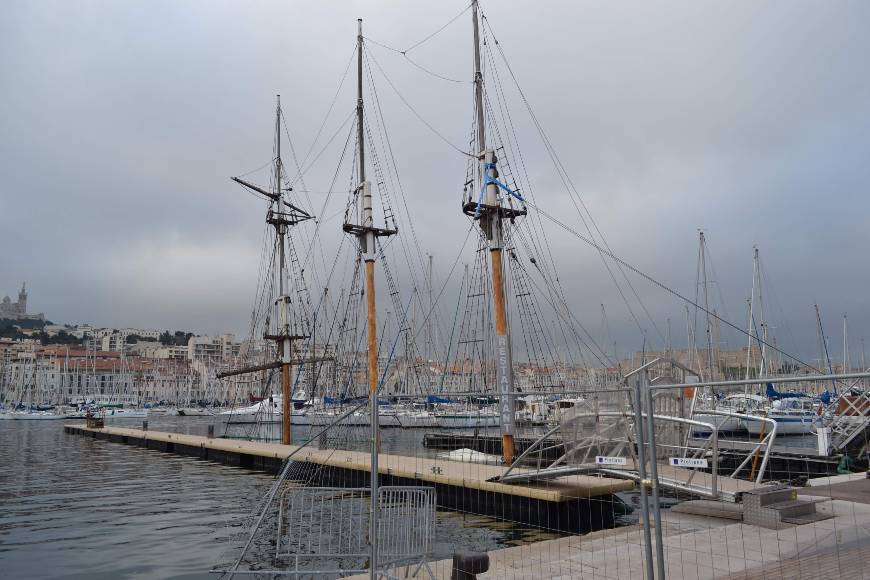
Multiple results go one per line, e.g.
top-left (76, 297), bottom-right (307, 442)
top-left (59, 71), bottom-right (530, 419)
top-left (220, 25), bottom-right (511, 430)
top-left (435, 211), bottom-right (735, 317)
top-left (2, 1), bottom-right (869, 367)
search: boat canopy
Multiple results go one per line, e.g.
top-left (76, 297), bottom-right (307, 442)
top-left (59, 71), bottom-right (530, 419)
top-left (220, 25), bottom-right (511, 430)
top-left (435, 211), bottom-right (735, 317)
top-left (766, 382), bottom-right (806, 400)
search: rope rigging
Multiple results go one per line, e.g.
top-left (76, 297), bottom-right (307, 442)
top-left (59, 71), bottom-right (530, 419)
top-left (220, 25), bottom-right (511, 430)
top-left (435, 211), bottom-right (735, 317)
top-left (523, 198), bottom-right (828, 375)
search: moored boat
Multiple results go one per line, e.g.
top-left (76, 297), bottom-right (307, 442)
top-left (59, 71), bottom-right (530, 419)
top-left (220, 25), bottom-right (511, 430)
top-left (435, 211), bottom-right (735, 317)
top-left (744, 396), bottom-right (825, 435)
top-left (692, 393), bottom-right (767, 434)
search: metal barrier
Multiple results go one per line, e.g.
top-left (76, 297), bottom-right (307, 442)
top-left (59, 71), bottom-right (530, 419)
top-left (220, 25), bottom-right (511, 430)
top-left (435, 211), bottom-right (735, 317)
top-left (276, 486), bottom-right (436, 578)
top-left (377, 486), bottom-right (436, 571)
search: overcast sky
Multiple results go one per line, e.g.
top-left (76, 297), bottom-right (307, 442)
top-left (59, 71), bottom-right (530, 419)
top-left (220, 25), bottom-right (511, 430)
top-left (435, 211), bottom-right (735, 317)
top-left (2, 1), bottom-right (869, 366)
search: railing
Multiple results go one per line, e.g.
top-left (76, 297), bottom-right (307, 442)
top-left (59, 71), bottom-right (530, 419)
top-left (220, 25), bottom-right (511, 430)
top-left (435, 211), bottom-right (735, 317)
top-left (275, 486), bottom-right (436, 577)
top-left (497, 407), bottom-right (728, 498)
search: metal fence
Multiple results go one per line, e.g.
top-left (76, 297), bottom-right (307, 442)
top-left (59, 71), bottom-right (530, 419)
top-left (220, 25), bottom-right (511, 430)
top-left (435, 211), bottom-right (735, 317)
top-left (275, 486), bottom-right (436, 578)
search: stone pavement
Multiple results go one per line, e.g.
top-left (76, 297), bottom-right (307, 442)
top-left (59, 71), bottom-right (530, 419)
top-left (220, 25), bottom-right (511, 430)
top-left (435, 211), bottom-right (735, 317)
top-left (357, 498), bottom-right (870, 579)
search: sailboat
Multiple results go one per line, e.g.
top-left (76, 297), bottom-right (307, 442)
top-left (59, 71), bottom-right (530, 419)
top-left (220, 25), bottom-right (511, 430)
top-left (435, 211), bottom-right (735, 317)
top-left (216, 95), bottom-right (320, 442)
top-left (1, 351), bottom-right (65, 420)
top-left (692, 234), bottom-right (754, 433)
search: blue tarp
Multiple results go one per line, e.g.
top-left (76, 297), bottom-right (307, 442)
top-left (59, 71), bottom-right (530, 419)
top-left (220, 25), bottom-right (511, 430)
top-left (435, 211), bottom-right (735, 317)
top-left (766, 382), bottom-right (806, 400)
top-left (426, 395), bottom-right (457, 404)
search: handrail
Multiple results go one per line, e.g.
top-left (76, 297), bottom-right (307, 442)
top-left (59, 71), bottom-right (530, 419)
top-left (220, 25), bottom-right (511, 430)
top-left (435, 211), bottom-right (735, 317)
top-left (648, 371), bottom-right (870, 392)
top-left (623, 356), bottom-right (702, 381)
top-left (497, 409), bottom-right (719, 497)
top-left (707, 410), bottom-right (777, 484)
top-left (623, 357), bottom-right (663, 379)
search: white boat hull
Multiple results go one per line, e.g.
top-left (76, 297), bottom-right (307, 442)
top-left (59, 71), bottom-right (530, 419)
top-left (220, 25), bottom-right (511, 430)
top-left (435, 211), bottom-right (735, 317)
top-left (0, 411), bottom-right (66, 420)
top-left (395, 412), bottom-right (439, 428)
top-left (744, 415), bottom-right (820, 435)
top-left (177, 407), bottom-right (215, 417)
top-left (434, 413), bottom-right (500, 429)
top-left (103, 408), bottom-right (149, 419)
top-left (308, 411), bottom-right (402, 427)
top-left (692, 413), bottom-right (745, 433)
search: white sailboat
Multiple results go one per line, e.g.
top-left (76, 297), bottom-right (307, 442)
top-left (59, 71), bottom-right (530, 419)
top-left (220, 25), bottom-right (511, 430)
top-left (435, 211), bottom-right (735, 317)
top-left (693, 393), bottom-right (766, 434)
top-left (744, 396), bottom-right (825, 435)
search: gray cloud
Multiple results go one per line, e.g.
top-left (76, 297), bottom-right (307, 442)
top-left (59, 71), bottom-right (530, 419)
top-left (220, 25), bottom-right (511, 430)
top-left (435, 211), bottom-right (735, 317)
top-left (2, 1), bottom-right (869, 366)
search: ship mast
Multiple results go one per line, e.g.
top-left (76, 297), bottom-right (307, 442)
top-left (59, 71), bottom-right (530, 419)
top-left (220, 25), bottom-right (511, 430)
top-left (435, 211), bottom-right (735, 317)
top-left (341, 20), bottom-right (397, 577)
top-left (342, 19), bottom-right (397, 449)
top-left (699, 232), bottom-right (715, 381)
top-left (274, 96), bottom-right (294, 445)
top-left (229, 96), bottom-right (314, 445)
top-left (462, 0), bottom-right (526, 465)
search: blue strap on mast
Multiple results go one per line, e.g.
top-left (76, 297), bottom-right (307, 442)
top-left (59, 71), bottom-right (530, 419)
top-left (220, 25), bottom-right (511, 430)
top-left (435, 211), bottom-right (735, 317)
top-left (474, 161), bottom-right (525, 218)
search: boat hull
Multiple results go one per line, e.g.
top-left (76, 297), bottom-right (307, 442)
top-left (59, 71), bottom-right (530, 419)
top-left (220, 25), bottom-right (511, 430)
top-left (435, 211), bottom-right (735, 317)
top-left (691, 413), bottom-right (745, 434)
top-left (177, 407), bottom-right (215, 417)
top-left (0, 412), bottom-right (66, 420)
top-left (434, 413), bottom-right (500, 429)
top-left (103, 409), bottom-right (149, 419)
top-left (744, 415), bottom-right (820, 435)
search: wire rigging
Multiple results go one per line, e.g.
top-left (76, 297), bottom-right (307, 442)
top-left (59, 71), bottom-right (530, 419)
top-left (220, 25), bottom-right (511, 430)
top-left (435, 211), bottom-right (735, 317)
top-left (524, 198), bottom-right (826, 374)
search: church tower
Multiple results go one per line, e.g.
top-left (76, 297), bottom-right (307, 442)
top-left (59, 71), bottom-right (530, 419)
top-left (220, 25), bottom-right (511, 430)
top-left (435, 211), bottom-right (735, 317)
top-left (18, 282), bottom-right (26, 314)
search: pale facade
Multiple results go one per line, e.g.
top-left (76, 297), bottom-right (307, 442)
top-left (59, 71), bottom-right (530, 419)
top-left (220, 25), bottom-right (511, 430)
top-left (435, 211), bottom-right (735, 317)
top-left (0, 283), bottom-right (44, 321)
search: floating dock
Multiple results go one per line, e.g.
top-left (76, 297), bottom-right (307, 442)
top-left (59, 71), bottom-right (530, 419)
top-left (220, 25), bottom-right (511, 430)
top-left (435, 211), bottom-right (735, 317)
top-left (64, 424), bottom-right (635, 533)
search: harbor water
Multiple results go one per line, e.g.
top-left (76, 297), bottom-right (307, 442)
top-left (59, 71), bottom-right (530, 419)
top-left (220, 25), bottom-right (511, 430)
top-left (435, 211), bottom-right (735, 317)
top-left (0, 418), bottom-right (565, 579)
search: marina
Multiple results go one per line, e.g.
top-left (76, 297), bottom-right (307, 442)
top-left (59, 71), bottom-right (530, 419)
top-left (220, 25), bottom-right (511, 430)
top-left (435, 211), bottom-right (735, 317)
top-left (2, 1), bottom-right (870, 579)
top-left (59, 414), bottom-right (870, 579)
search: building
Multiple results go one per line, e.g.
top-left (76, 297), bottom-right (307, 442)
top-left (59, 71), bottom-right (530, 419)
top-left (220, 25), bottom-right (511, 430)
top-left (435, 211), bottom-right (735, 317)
top-left (83, 327), bottom-right (162, 353)
top-left (187, 334), bottom-right (241, 365)
top-left (0, 283), bottom-right (44, 321)
top-left (0, 345), bottom-right (197, 406)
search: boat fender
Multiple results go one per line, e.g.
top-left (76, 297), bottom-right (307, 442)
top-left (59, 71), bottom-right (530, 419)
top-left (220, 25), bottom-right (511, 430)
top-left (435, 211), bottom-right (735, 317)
top-left (837, 455), bottom-right (853, 475)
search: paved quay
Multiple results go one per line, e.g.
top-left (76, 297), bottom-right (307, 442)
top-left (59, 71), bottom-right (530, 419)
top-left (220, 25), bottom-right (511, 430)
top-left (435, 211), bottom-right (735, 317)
top-left (356, 483), bottom-right (870, 579)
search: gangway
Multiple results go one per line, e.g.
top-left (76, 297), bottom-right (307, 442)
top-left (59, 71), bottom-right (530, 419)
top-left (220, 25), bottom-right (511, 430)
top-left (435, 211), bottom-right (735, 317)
top-left (494, 359), bottom-right (796, 502)
top-left (495, 408), bottom-right (776, 501)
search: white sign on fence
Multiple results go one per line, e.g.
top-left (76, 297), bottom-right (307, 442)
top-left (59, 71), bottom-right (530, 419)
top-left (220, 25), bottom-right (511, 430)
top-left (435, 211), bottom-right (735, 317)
top-left (669, 457), bottom-right (708, 468)
top-left (595, 456), bottom-right (627, 466)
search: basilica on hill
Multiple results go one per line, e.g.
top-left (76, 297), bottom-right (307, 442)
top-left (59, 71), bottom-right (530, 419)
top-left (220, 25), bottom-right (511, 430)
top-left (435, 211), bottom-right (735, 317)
top-left (0, 283), bottom-right (44, 321)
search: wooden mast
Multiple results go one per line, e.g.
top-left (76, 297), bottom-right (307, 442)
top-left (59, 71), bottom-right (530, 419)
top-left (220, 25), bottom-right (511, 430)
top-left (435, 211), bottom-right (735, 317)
top-left (463, 0), bottom-right (525, 465)
top-left (339, 19), bottom-right (397, 578)
top-left (230, 97), bottom-right (314, 445)
top-left (342, 19), bottom-right (397, 451)
top-left (356, 21), bottom-right (379, 431)
top-left (274, 96), bottom-right (294, 445)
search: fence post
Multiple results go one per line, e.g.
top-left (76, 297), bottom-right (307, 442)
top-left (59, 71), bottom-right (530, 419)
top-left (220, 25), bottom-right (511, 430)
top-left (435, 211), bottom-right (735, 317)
top-left (632, 377), bottom-right (655, 580)
top-left (711, 427), bottom-right (719, 499)
top-left (643, 371), bottom-right (666, 579)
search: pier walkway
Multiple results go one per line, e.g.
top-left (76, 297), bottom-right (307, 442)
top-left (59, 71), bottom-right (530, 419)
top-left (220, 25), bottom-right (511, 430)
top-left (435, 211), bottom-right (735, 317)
top-left (64, 424), bottom-right (632, 501)
top-left (64, 424), bottom-right (636, 533)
